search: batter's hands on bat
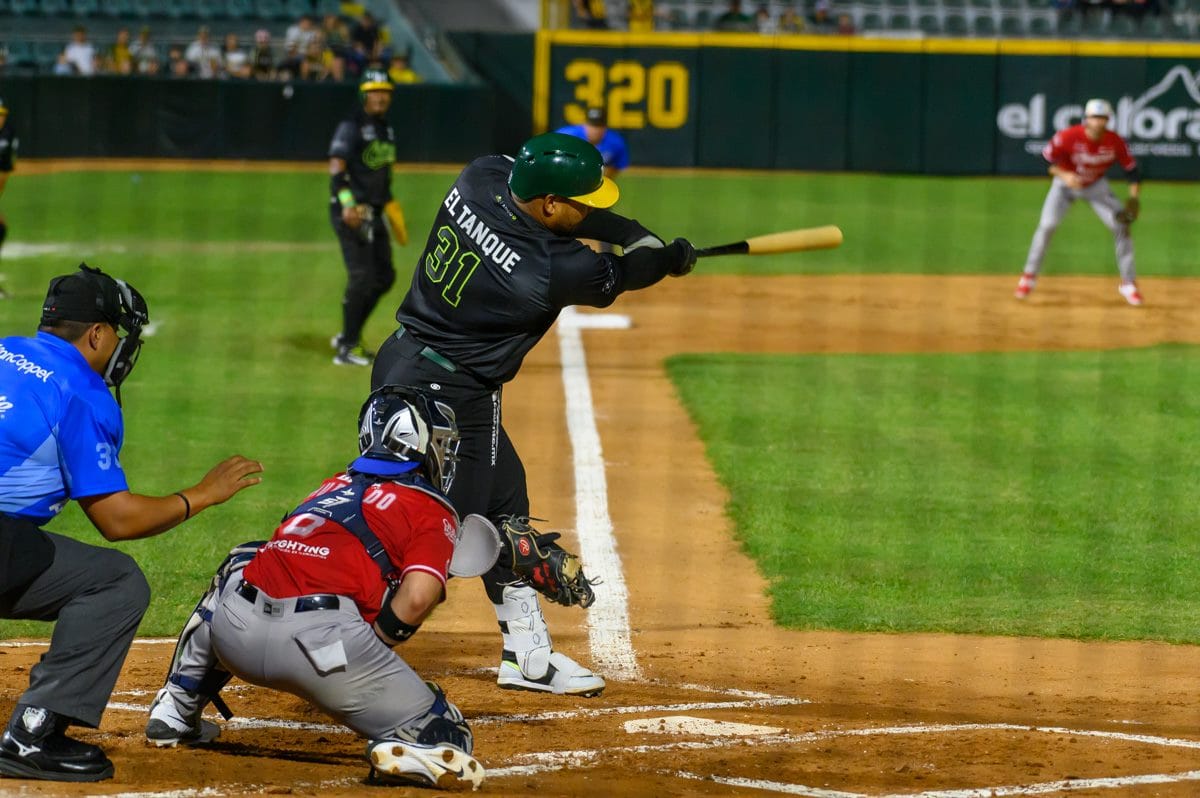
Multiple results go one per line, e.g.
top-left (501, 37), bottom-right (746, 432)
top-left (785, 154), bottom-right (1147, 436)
top-left (194, 455), bottom-right (264, 508)
top-left (667, 237), bottom-right (697, 277)
top-left (1115, 196), bottom-right (1140, 225)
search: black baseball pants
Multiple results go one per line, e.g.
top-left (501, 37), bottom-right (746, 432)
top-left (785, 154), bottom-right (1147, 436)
top-left (332, 210), bottom-right (395, 348)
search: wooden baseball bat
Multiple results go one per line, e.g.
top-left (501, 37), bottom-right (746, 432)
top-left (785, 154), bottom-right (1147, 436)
top-left (695, 225), bottom-right (843, 258)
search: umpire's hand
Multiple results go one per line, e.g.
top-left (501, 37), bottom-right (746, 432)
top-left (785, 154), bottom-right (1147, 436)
top-left (195, 455), bottom-right (264, 508)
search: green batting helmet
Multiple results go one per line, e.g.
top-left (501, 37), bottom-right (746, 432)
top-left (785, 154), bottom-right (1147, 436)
top-left (508, 132), bottom-right (619, 209)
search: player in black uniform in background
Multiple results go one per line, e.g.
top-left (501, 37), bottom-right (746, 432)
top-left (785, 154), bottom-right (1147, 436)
top-left (372, 132), bottom-right (695, 696)
top-left (0, 98), bottom-right (17, 296)
top-left (328, 70), bottom-right (409, 366)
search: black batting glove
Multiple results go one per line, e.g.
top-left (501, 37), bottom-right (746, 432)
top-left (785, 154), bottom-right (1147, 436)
top-left (667, 237), bottom-right (697, 277)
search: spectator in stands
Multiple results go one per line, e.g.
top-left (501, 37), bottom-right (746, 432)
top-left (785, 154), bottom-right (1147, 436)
top-left (836, 12), bottom-right (856, 33)
top-left (129, 27), bottom-right (159, 75)
top-left (571, 0), bottom-right (610, 28)
top-left (185, 26), bottom-right (221, 79)
top-left (285, 15), bottom-right (319, 57)
top-left (63, 27), bottom-right (98, 76)
top-left (250, 29), bottom-right (275, 80)
top-left (106, 28), bottom-right (133, 75)
top-left (779, 7), bottom-right (807, 31)
top-left (299, 34), bottom-right (329, 81)
top-left (808, 0), bottom-right (835, 32)
top-left (387, 52), bottom-right (419, 84)
top-left (222, 33), bottom-right (250, 79)
top-left (276, 40), bottom-right (302, 81)
top-left (167, 46), bottom-right (191, 78)
top-left (321, 13), bottom-right (349, 80)
top-left (755, 4), bottom-right (778, 32)
top-left (628, 0), bottom-right (655, 31)
top-left (53, 53), bottom-right (75, 76)
top-left (715, 0), bottom-right (756, 31)
top-left (351, 12), bottom-right (383, 63)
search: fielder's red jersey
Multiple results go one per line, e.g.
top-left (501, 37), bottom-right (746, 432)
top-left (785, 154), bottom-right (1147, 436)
top-left (242, 473), bottom-right (458, 623)
top-left (1042, 125), bottom-right (1136, 187)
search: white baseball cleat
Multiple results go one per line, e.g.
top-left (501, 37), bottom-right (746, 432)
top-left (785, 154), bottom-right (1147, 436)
top-left (498, 649), bottom-right (606, 697)
top-left (368, 740), bottom-right (485, 790)
top-left (145, 688), bottom-right (220, 748)
top-left (1119, 282), bottom-right (1144, 306)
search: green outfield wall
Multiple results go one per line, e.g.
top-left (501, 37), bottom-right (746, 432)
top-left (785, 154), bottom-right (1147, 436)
top-left (532, 31), bottom-right (1200, 179)
top-left (0, 76), bottom-right (494, 161)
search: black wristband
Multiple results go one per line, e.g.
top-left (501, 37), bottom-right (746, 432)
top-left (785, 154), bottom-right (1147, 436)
top-left (376, 600), bottom-right (421, 644)
top-left (174, 491), bottom-right (191, 520)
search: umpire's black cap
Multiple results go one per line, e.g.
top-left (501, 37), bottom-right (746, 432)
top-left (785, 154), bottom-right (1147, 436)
top-left (41, 264), bottom-right (126, 326)
top-left (585, 106), bottom-right (607, 126)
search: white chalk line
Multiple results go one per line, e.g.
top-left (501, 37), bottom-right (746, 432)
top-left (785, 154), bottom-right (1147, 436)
top-left (470, 695), bottom-right (807, 725)
top-left (556, 306), bottom-right (641, 681)
top-left (0, 638), bottom-right (176, 648)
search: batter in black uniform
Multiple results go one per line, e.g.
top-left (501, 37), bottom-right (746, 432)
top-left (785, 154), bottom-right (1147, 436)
top-left (0, 97), bottom-right (17, 288)
top-left (328, 70), bottom-right (407, 366)
top-left (372, 132), bottom-right (695, 696)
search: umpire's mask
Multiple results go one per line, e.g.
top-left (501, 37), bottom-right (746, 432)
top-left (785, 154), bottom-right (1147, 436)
top-left (42, 263), bottom-right (149, 405)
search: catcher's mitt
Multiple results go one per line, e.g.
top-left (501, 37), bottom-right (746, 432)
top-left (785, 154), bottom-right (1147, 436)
top-left (1115, 196), bottom-right (1140, 225)
top-left (497, 516), bottom-right (597, 608)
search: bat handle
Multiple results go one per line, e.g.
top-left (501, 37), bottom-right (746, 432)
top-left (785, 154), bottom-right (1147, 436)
top-left (695, 241), bottom-right (749, 259)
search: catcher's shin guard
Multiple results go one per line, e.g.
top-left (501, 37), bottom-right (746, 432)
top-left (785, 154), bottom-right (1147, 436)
top-left (491, 584), bottom-right (605, 697)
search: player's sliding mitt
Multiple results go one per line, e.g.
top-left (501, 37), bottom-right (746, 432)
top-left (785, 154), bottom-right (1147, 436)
top-left (497, 515), bottom-right (598, 608)
top-left (1115, 197), bottom-right (1140, 225)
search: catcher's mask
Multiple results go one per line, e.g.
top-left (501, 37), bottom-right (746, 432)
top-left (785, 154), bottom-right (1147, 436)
top-left (350, 385), bottom-right (460, 493)
top-left (41, 263), bottom-right (149, 405)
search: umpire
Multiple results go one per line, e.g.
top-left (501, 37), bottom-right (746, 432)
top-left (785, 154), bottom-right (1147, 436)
top-left (0, 264), bottom-right (262, 782)
top-left (328, 70), bottom-right (409, 367)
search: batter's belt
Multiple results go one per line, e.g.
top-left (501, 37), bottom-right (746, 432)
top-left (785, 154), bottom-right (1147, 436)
top-left (391, 325), bottom-right (458, 373)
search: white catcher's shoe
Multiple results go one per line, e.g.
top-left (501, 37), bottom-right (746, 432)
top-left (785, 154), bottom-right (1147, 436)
top-left (367, 739), bottom-right (484, 790)
top-left (498, 649), bottom-right (606, 697)
top-left (145, 687), bottom-right (221, 748)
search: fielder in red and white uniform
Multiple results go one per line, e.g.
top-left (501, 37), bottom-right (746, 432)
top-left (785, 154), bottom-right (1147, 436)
top-left (1016, 98), bottom-right (1144, 305)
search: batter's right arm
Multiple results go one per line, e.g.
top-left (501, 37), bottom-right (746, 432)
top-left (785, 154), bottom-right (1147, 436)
top-left (572, 208), bottom-right (663, 251)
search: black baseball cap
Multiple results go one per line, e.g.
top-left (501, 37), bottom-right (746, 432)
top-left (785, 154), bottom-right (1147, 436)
top-left (41, 264), bottom-right (125, 326)
top-left (585, 107), bottom-right (606, 126)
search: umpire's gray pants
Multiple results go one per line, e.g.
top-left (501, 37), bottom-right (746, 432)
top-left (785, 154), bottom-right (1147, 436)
top-left (1023, 177), bottom-right (1136, 282)
top-left (0, 532), bottom-right (150, 728)
top-left (207, 575), bottom-right (434, 739)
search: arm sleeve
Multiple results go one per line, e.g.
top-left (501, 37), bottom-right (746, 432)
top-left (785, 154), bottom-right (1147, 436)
top-left (58, 394), bottom-right (129, 500)
top-left (1041, 132), bottom-right (1067, 165)
top-left (550, 240), bottom-right (681, 307)
top-left (571, 209), bottom-right (664, 250)
top-left (1116, 137), bottom-right (1138, 175)
top-left (328, 120), bottom-right (357, 160)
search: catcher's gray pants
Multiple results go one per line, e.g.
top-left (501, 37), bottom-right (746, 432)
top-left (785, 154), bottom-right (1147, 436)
top-left (0, 532), bottom-right (150, 728)
top-left (1023, 176), bottom-right (1136, 282)
top-left (175, 574), bottom-right (434, 739)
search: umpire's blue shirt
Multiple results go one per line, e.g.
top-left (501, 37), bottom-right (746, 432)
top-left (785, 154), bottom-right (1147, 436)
top-left (0, 332), bottom-right (127, 524)
top-left (555, 125), bottom-right (631, 171)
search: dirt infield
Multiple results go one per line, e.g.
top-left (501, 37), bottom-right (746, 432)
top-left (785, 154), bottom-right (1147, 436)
top-left (5, 273), bottom-right (1200, 797)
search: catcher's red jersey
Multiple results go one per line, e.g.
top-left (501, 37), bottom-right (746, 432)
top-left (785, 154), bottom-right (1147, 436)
top-left (1042, 125), bottom-right (1136, 187)
top-left (242, 473), bottom-right (457, 623)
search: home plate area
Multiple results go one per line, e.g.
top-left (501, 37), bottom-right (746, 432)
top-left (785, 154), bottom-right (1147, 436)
top-left (74, 674), bottom-right (1200, 797)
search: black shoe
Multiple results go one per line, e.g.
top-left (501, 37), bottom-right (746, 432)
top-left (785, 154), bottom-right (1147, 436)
top-left (0, 705), bottom-right (113, 782)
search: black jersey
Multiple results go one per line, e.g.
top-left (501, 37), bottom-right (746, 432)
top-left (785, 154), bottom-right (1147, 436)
top-left (0, 122), bottom-right (17, 173)
top-left (328, 108), bottom-right (395, 210)
top-left (396, 156), bottom-right (626, 385)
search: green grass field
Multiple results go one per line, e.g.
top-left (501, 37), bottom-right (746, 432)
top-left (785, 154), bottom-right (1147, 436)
top-left (1, 166), bottom-right (1197, 639)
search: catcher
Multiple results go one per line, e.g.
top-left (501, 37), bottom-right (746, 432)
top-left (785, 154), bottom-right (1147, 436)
top-left (144, 385), bottom-right (595, 788)
top-left (1015, 97), bottom-right (1144, 306)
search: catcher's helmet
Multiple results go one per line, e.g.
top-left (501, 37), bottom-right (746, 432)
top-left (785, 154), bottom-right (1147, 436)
top-left (41, 263), bottom-right (149, 399)
top-left (359, 69), bottom-right (393, 97)
top-left (350, 385), bottom-right (460, 492)
top-left (508, 132), bottom-right (618, 208)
